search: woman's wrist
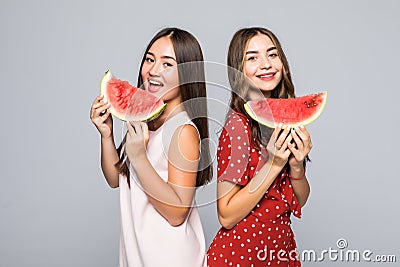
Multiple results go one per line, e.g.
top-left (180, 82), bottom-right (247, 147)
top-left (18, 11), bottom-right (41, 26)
top-left (130, 153), bottom-right (148, 169)
top-left (101, 134), bottom-right (114, 142)
top-left (267, 157), bottom-right (287, 170)
top-left (289, 165), bottom-right (306, 180)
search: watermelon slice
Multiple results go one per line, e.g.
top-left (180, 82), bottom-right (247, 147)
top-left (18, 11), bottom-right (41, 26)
top-left (100, 70), bottom-right (166, 121)
top-left (244, 91), bottom-right (327, 128)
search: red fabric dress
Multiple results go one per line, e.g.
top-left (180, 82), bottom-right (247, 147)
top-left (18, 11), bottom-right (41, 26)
top-left (207, 111), bottom-right (302, 267)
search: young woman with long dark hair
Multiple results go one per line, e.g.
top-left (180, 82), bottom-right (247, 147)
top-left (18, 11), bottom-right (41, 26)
top-left (90, 27), bottom-right (212, 267)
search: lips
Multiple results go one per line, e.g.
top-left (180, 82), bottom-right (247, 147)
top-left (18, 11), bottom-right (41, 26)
top-left (257, 72), bottom-right (275, 81)
top-left (147, 79), bottom-right (164, 93)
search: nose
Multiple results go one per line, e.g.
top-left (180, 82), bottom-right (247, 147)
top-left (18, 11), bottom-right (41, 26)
top-left (260, 55), bottom-right (271, 69)
top-left (149, 61), bottom-right (162, 76)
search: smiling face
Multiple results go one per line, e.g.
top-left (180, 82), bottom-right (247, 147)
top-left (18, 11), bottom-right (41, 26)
top-left (140, 36), bottom-right (181, 103)
top-left (243, 34), bottom-right (283, 98)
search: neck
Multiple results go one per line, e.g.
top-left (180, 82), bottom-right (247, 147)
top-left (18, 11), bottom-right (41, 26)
top-left (247, 88), bottom-right (271, 101)
top-left (148, 98), bottom-right (184, 131)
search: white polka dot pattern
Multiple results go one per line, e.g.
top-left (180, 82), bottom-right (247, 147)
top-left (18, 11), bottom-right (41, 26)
top-left (208, 111), bottom-right (302, 267)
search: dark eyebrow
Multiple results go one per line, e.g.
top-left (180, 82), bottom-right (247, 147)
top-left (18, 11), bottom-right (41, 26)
top-left (146, 51), bottom-right (177, 62)
top-left (245, 50), bottom-right (258, 55)
top-left (245, 46), bottom-right (277, 55)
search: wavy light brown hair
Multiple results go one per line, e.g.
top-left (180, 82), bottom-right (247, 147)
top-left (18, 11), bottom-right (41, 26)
top-left (227, 27), bottom-right (309, 168)
top-left (116, 27), bottom-right (212, 187)
top-left (227, 27), bottom-right (296, 149)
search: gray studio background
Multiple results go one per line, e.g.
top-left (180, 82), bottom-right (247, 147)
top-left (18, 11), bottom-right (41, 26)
top-left (1, 0), bottom-right (399, 266)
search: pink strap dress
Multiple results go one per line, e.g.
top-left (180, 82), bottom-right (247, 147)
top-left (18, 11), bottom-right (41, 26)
top-left (118, 111), bottom-right (206, 267)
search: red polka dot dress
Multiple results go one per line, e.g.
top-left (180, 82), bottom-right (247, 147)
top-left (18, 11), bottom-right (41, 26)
top-left (207, 111), bottom-right (302, 267)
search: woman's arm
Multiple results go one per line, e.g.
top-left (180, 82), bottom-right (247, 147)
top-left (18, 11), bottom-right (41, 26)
top-left (126, 122), bottom-right (199, 226)
top-left (100, 136), bottom-right (120, 188)
top-left (217, 162), bottom-right (283, 229)
top-left (288, 125), bottom-right (313, 207)
top-left (289, 165), bottom-right (310, 207)
top-left (90, 95), bottom-right (119, 188)
top-left (217, 126), bottom-right (293, 229)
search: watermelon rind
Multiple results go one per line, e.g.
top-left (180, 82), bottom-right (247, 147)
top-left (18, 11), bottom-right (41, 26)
top-left (141, 103), bottom-right (167, 122)
top-left (139, 102), bottom-right (167, 122)
top-left (244, 103), bottom-right (275, 128)
top-left (100, 70), bottom-right (111, 99)
top-left (244, 91), bottom-right (328, 128)
top-left (100, 70), bottom-right (127, 121)
top-left (100, 70), bottom-right (167, 122)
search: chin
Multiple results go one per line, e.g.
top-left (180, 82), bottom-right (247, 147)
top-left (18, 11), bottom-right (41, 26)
top-left (259, 87), bottom-right (275, 93)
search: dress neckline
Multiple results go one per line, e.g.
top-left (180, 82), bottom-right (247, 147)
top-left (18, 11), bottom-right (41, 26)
top-left (149, 110), bottom-right (187, 133)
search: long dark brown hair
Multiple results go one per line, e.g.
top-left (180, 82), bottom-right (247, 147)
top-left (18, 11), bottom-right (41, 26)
top-left (227, 27), bottom-right (309, 166)
top-left (116, 27), bottom-right (212, 187)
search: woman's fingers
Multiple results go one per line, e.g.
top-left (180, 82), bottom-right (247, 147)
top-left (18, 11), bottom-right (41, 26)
top-left (288, 142), bottom-right (301, 160)
top-left (288, 125), bottom-right (313, 161)
top-left (132, 121), bottom-right (143, 138)
top-left (290, 128), bottom-right (304, 150)
top-left (99, 109), bottom-right (111, 123)
top-left (274, 124), bottom-right (290, 149)
top-left (93, 95), bottom-right (104, 104)
top-left (279, 131), bottom-right (293, 151)
top-left (126, 121), bottom-right (135, 137)
top-left (95, 102), bottom-right (111, 115)
top-left (296, 125), bottom-right (313, 151)
top-left (92, 100), bottom-right (108, 110)
top-left (296, 125), bottom-right (310, 143)
top-left (127, 121), bottom-right (145, 138)
top-left (141, 122), bottom-right (149, 140)
top-left (282, 147), bottom-right (292, 159)
top-left (91, 97), bottom-right (109, 118)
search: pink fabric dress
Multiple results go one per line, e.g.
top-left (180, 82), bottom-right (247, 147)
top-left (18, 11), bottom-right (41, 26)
top-left (118, 111), bottom-right (206, 267)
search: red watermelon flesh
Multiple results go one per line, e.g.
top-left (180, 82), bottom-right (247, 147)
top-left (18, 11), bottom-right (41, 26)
top-left (100, 70), bottom-right (166, 121)
top-left (244, 91), bottom-right (327, 128)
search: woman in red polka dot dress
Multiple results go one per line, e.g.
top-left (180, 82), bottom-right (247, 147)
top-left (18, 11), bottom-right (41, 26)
top-left (207, 27), bottom-right (313, 267)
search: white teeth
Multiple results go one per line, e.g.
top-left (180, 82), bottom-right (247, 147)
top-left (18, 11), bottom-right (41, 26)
top-left (260, 74), bottom-right (273, 78)
top-left (148, 80), bottom-right (162, 86)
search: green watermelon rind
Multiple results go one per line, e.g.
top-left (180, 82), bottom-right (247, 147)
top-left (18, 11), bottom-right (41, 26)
top-left (100, 70), bottom-right (167, 122)
top-left (244, 91), bottom-right (328, 128)
top-left (244, 103), bottom-right (275, 128)
top-left (140, 103), bottom-right (167, 122)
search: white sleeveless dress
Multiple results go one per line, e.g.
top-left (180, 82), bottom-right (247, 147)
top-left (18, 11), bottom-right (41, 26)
top-left (118, 111), bottom-right (206, 267)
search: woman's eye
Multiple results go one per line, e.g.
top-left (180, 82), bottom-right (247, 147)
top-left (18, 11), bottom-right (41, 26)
top-left (247, 56), bottom-right (257, 61)
top-left (164, 62), bottom-right (173, 67)
top-left (145, 57), bottom-right (154, 63)
top-left (268, 53), bottom-right (278, 58)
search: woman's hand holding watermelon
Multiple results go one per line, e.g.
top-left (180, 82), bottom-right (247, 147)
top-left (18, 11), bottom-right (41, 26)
top-left (90, 95), bottom-right (113, 139)
top-left (125, 121), bottom-right (150, 164)
top-left (288, 125), bottom-right (313, 169)
top-left (90, 94), bottom-right (119, 189)
top-left (266, 124), bottom-right (293, 169)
